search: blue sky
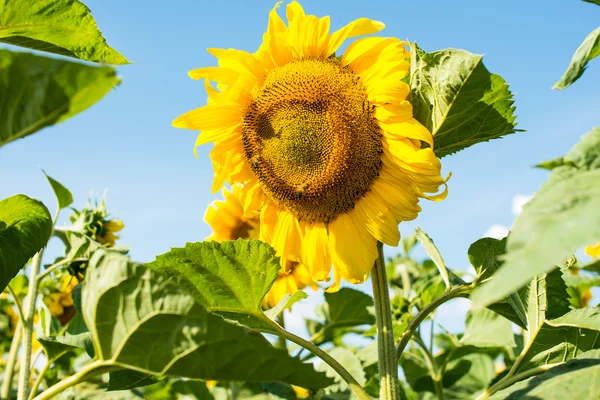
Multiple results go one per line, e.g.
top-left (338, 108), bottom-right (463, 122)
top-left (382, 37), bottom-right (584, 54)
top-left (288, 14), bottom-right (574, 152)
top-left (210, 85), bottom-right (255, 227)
top-left (1, 0), bottom-right (599, 333)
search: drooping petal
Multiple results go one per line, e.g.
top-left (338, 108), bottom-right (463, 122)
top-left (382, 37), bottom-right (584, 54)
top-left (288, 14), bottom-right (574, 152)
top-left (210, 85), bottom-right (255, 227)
top-left (301, 222), bottom-right (332, 282)
top-left (328, 211), bottom-right (377, 288)
top-left (354, 191), bottom-right (400, 246)
top-left (270, 210), bottom-right (303, 265)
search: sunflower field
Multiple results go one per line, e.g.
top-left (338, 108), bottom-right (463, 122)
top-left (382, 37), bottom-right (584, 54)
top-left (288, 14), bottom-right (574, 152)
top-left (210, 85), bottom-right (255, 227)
top-left (1, 0), bottom-right (600, 399)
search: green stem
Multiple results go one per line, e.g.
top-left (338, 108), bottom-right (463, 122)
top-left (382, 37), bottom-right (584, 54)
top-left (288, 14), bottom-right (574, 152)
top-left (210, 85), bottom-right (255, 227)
top-left (273, 326), bottom-right (371, 400)
top-left (414, 334), bottom-right (444, 400)
top-left (372, 242), bottom-right (399, 400)
top-left (474, 363), bottom-right (561, 400)
top-left (276, 313), bottom-right (287, 350)
top-left (17, 251), bottom-right (44, 400)
top-left (37, 258), bottom-right (87, 282)
top-left (28, 360), bottom-right (51, 400)
top-left (1, 320), bottom-right (22, 400)
top-left (6, 284), bottom-right (26, 326)
top-left (33, 360), bottom-right (108, 400)
top-left (396, 284), bottom-right (472, 358)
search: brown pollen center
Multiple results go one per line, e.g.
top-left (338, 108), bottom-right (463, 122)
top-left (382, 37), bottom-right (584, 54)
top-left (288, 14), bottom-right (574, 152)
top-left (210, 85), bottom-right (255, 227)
top-left (242, 58), bottom-right (382, 223)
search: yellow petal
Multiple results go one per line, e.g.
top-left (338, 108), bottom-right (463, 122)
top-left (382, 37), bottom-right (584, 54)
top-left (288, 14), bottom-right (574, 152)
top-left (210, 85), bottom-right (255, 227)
top-left (172, 104), bottom-right (241, 130)
top-left (585, 242), bottom-right (600, 258)
top-left (354, 191), bottom-right (400, 246)
top-left (271, 210), bottom-right (303, 265)
top-left (188, 67), bottom-right (238, 84)
top-left (380, 118), bottom-right (434, 148)
top-left (374, 101), bottom-right (413, 124)
top-left (327, 18), bottom-right (385, 56)
top-left (328, 211), bottom-right (377, 286)
top-left (301, 222), bottom-right (332, 282)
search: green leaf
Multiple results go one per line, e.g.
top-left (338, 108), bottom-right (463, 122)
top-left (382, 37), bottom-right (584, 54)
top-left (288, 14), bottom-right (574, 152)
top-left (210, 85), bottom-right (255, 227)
top-left (0, 0), bottom-right (128, 64)
top-left (547, 308), bottom-right (600, 331)
top-left (471, 128), bottom-right (600, 308)
top-left (317, 348), bottom-right (366, 394)
top-left (467, 237), bottom-right (527, 329)
top-left (489, 356), bottom-right (600, 399)
top-left (443, 353), bottom-right (495, 399)
top-left (584, 0), bottom-right (600, 5)
top-left (553, 26), bottom-right (600, 90)
top-left (149, 240), bottom-right (280, 331)
top-left (415, 228), bottom-right (450, 289)
top-left (514, 323), bottom-right (600, 374)
top-left (37, 333), bottom-right (92, 361)
top-left (265, 291), bottom-right (308, 320)
top-left (107, 369), bottom-right (160, 391)
top-left (460, 308), bottom-right (516, 349)
top-left (43, 171), bottom-right (73, 210)
top-left (410, 43), bottom-right (518, 157)
top-left (82, 250), bottom-right (332, 389)
top-left (0, 49), bottom-right (120, 148)
top-left (309, 288), bottom-right (375, 345)
top-left (0, 194), bottom-right (52, 292)
top-left (63, 231), bottom-right (103, 259)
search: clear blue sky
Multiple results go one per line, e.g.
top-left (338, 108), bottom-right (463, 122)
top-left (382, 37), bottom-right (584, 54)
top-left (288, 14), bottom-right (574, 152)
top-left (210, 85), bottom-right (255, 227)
top-left (2, 0), bottom-right (599, 275)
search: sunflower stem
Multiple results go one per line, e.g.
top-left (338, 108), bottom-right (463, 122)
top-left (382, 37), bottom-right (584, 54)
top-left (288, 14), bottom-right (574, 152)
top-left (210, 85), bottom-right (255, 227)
top-left (17, 251), bottom-right (43, 400)
top-left (276, 313), bottom-right (287, 350)
top-left (372, 242), bottom-right (399, 400)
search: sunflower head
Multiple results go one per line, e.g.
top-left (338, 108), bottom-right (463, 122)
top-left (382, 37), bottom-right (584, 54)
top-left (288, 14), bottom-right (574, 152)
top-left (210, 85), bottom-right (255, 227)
top-left (70, 198), bottom-right (124, 248)
top-left (175, 1), bottom-right (448, 291)
top-left (42, 274), bottom-right (79, 326)
top-left (205, 185), bottom-right (260, 241)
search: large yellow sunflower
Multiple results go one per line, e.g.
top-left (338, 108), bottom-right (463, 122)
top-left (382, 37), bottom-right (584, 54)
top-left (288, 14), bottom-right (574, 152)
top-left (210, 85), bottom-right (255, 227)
top-left (205, 185), bottom-right (316, 308)
top-left (175, 1), bottom-right (447, 291)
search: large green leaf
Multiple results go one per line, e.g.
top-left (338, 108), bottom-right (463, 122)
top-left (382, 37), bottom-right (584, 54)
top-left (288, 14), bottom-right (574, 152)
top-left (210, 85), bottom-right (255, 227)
top-left (553, 26), bottom-right (600, 90)
top-left (80, 250), bottom-right (332, 389)
top-left (472, 127), bottom-right (600, 308)
top-left (442, 353), bottom-right (495, 400)
top-left (307, 288), bottom-right (375, 345)
top-left (514, 323), bottom-right (600, 374)
top-left (0, 0), bottom-right (128, 64)
top-left (547, 308), bottom-right (600, 331)
top-left (460, 308), bottom-right (515, 349)
top-left (0, 49), bottom-right (120, 148)
top-left (489, 354), bottom-right (600, 399)
top-left (149, 240), bottom-right (281, 331)
top-left (0, 194), bottom-right (52, 291)
top-left (410, 43), bottom-right (518, 157)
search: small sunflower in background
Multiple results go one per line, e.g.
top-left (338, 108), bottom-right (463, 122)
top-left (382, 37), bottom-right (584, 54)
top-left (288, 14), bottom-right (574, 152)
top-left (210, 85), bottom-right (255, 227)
top-left (70, 198), bottom-right (124, 248)
top-left (585, 242), bottom-right (600, 258)
top-left (174, 1), bottom-right (448, 291)
top-left (205, 185), bottom-right (316, 308)
top-left (42, 274), bottom-right (79, 326)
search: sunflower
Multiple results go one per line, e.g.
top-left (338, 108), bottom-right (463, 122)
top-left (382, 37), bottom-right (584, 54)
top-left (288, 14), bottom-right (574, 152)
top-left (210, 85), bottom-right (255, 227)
top-left (97, 219), bottom-right (124, 248)
top-left (586, 242), bottom-right (600, 258)
top-left (205, 186), bottom-right (317, 307)
top-left (43, 275), bottom-right (79, 326)
top-left (205, 185), bottom-right (260, 241)
top-left (175, 1), bottom-right (447, 291)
